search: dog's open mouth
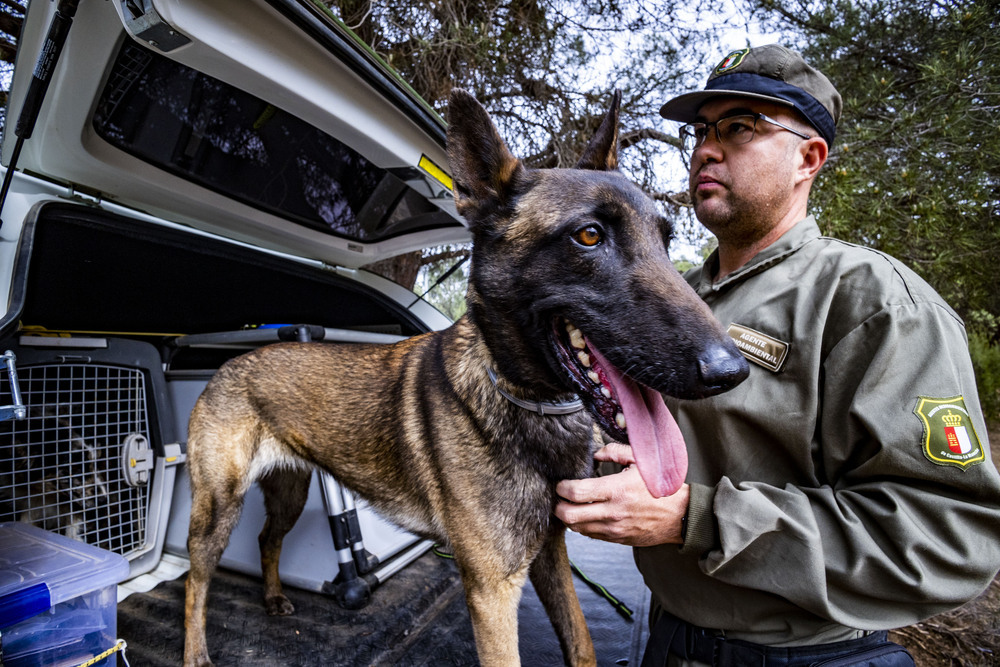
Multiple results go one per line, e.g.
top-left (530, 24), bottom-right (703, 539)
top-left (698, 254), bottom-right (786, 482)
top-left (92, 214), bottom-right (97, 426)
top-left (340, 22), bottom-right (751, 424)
top-left (552, 318), bottom-right (687, 498)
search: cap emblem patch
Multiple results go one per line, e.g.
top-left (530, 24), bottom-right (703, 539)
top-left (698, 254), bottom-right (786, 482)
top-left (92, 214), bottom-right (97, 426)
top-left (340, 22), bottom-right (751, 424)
top-left (714, 48), bottom-right (750, 75)
top-left (913, 396), bottom-right (985, 469)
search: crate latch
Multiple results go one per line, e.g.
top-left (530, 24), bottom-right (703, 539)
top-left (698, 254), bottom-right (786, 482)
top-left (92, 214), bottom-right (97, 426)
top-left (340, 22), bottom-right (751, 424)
top-left (162, 442), bottom-right (187, 468)
top-left (0, 350), bottom-right (27, 422)
top-left (121, 433), bottom-right (154, 487)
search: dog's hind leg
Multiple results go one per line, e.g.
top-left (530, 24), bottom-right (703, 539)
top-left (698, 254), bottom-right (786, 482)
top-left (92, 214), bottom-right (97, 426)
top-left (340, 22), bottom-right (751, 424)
top-left (183, 415), bottom-right (256, 667)
top-left (184, 473), bottom-right (246, 667)
top-left (257, 467), bottom-right (311, 616)
top-left (528, 527), bottom-right (596, 667)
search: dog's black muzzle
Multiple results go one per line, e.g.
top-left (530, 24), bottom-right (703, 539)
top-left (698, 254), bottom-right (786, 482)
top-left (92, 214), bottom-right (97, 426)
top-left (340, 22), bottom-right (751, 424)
top-left (694, 342), bottom-right (750, 397)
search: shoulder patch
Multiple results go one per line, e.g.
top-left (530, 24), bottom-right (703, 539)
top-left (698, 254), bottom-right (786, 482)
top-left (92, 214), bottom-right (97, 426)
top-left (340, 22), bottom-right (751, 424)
top-left (714, 48), bottom-right (750, 75)
top-left (727, 323), bottom-right (788, 372)
top-left (913, 396), bottom-right (985, 469)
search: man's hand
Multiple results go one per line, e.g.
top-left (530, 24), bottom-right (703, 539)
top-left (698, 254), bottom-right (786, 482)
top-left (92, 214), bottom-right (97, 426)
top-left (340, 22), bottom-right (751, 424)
top-left (555, 442), bottom-right (689, 547)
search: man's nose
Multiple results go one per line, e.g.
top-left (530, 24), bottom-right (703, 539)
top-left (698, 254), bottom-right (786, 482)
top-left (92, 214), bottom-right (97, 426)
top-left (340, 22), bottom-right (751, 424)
top-left (692, 133), bottom-right (725, 165)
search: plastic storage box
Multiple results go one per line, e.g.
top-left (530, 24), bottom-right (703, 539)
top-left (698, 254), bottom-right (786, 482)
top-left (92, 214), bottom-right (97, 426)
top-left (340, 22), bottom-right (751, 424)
top-left (0, 522), bottom-right (130, 667)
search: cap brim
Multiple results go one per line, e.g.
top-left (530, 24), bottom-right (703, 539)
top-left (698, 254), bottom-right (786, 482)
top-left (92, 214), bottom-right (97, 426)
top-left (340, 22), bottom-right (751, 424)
top-left (659, 89), bottom-right (795, 122)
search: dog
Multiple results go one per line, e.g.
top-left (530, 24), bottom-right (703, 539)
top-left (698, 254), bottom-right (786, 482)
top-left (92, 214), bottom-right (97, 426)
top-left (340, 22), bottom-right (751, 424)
top-left (0, 408), bottom-right (110, 540)
top-left (183, 89), bottom-right (749, 666)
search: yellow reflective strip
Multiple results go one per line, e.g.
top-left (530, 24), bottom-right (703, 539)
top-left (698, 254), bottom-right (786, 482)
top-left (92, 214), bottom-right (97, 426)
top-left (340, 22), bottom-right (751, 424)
top-left (418, 155), bottom-right (453, 191)
top-left (20, 326), bottom-right (187, 337)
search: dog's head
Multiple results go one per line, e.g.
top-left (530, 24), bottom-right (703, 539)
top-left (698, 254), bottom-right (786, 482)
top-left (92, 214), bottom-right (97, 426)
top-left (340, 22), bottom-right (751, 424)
top-left (447, 89), bottom-right (749, 496)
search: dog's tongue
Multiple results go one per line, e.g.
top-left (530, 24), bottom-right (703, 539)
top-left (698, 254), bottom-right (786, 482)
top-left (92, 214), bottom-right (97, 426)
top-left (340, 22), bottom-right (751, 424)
top-left (588, 345), bottom-right (687, 498)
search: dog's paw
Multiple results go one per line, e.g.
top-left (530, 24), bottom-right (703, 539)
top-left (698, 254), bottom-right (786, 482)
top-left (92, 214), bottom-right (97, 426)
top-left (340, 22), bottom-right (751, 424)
top-left (264, 594), bottom-right (296, 616)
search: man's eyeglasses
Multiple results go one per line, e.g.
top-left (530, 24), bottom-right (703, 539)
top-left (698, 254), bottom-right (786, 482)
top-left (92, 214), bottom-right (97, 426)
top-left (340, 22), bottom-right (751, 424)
top-left (679, 113), bottom-right (812, 153)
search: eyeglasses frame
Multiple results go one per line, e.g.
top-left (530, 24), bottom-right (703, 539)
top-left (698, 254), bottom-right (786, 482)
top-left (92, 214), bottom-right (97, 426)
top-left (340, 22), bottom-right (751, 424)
top-left (679, 112), bottom-right (813, 154)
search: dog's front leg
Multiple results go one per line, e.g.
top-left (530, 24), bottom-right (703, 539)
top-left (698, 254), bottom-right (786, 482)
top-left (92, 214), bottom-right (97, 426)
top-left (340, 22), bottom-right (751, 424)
top-left (458, 558), bottom-right (530, 666)
top-left (528, 527), bottom-right (596, 666)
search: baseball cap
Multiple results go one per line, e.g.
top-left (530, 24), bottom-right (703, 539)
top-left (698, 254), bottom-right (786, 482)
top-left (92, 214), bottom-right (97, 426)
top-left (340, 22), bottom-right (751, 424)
top-left (659, 44), bottom-right (842, 146)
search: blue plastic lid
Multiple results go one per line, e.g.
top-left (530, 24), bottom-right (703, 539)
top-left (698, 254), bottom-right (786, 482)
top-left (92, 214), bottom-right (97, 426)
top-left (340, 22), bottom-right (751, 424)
top-left (0, 523), bottom-right (130, 629)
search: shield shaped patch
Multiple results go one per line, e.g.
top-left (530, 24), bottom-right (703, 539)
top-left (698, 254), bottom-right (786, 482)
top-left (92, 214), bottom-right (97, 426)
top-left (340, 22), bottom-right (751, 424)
top-left (913, 396), bottom-right (985, 469)
top-left (714, 48), bottom-right (750, 75)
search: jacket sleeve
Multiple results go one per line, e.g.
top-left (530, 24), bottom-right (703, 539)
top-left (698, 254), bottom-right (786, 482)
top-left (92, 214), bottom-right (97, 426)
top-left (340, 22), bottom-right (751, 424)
top-left (698, 301), bottom-right (1000, 629)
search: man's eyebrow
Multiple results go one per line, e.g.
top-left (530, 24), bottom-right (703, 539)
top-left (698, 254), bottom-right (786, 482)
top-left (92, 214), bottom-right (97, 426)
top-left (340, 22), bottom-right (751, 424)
top-left (694, 107), bottom-right (757, 123)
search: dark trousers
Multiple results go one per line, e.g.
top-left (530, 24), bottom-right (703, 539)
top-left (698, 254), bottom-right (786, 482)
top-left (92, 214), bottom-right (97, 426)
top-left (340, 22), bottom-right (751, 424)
top-left (641, 609), bottom-right (915, 667)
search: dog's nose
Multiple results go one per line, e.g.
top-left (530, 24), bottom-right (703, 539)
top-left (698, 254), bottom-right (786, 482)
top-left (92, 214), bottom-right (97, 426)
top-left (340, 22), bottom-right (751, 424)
top-left (697, 342), bottom-right (750, 393)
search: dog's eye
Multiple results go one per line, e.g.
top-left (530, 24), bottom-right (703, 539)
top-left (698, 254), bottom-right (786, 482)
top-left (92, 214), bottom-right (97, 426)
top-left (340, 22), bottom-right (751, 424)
top-left (572, 225), bottom-right (603, 248)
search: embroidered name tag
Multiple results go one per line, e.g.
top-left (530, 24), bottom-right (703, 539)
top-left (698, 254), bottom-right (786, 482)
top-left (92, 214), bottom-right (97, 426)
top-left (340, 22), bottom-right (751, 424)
top-left (727, 324), bottom-right (789, 372)
top-left (913, 396), bottom-right (985, 469)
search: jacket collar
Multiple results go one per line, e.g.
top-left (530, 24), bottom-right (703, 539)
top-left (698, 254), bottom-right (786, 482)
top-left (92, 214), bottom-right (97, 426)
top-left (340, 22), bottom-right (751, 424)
top-left (692, 216), bottom-right (821, 295)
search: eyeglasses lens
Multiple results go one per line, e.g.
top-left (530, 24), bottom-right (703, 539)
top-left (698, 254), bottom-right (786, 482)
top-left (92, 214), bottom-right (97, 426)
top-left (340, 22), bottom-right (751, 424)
top-left (680, 115), bottom-right (759, 151)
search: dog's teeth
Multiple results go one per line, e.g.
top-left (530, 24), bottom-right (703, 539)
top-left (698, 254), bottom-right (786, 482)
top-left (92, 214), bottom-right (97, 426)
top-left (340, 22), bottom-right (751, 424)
top-left (615, 412), bottom-right (627, 430)
top-left (602, 386), bottom-right (611, 398)
top-left (570, 328), bottom-right (586, 350)
top-left (577, 351), bottom-right (591, 367)
top-left (587, 370), bottom-right (600, 384)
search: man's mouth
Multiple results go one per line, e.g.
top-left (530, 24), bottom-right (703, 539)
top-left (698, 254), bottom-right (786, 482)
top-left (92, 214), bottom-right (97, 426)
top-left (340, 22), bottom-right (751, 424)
top-left (551, 318), bottom-right (687, 498)
top-left (694, 173), bottom-right (724, 192)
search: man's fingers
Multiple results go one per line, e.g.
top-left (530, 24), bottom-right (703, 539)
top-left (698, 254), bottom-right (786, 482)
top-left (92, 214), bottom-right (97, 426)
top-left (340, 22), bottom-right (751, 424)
top-left (555, 475), bottom-right (610, 504)
top-left (593, 442), bottom-right (636, 466)
top-left (555, 497), bottom-right (609, 527)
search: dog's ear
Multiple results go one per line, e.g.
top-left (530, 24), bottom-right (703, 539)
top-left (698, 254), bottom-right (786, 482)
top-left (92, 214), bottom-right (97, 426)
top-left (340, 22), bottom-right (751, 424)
top-left (575, 89), bottom-right (621, 171)
top-left (447, 89), bottom-right (524, 219)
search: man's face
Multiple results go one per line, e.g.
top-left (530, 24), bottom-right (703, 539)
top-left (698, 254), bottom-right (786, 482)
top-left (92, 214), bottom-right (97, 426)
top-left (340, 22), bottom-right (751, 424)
top-left (687, 97), bottom-right (807, 246)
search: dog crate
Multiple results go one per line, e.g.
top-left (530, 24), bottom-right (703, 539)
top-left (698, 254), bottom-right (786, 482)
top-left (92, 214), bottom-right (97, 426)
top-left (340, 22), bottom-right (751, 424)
top-left (0, 336), bottom-right (181, 578)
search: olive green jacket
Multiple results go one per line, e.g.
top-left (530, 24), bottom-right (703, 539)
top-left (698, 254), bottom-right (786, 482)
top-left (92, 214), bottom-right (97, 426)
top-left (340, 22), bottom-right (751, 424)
top-left (638, 216), bottom-right (1000, 646)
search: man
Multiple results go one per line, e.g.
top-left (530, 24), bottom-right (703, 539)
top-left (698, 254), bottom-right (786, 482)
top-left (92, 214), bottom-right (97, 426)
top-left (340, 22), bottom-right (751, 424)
top-left (555, 44), bottom-right (1000, 666)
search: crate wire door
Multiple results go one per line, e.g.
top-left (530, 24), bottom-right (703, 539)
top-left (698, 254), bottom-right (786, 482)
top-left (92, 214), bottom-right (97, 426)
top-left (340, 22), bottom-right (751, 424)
top-left (0, 362), bottom-right (153, 557)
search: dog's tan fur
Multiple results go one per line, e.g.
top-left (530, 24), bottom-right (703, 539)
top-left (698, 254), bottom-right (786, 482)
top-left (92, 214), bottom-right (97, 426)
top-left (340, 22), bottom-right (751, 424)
top-left (183, 90), bottom-right (746, 666)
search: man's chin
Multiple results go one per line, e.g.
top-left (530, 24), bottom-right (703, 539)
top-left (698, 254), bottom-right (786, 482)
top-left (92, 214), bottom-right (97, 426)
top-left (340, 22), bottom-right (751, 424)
top-left (692, 200), bottom-right (731, 231)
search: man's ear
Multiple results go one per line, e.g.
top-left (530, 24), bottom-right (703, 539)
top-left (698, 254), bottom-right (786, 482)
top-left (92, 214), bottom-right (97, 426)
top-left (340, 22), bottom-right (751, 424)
top-left (796, 136), bottom-right (828, 184)
top-left (446, 89), bottom-right (524, 220)
top-left (575, 89), bottom-right (621, 171)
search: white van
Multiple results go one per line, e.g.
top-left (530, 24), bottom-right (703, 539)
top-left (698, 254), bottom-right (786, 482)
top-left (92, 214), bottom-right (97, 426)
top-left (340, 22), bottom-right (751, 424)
top-left (0, 0), bottom-right (466, 586)
top-left (0, 2), bottom-right (647, 664)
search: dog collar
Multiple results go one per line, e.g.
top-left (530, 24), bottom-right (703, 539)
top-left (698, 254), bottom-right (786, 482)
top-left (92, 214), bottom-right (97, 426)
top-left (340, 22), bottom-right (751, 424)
top-left (485, 366), bottom-right (585, 416)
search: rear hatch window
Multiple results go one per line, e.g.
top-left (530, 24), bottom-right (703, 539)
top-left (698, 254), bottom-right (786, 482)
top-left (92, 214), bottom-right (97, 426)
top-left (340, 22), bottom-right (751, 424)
top-left (92, 40), bottom-right (456, 243)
